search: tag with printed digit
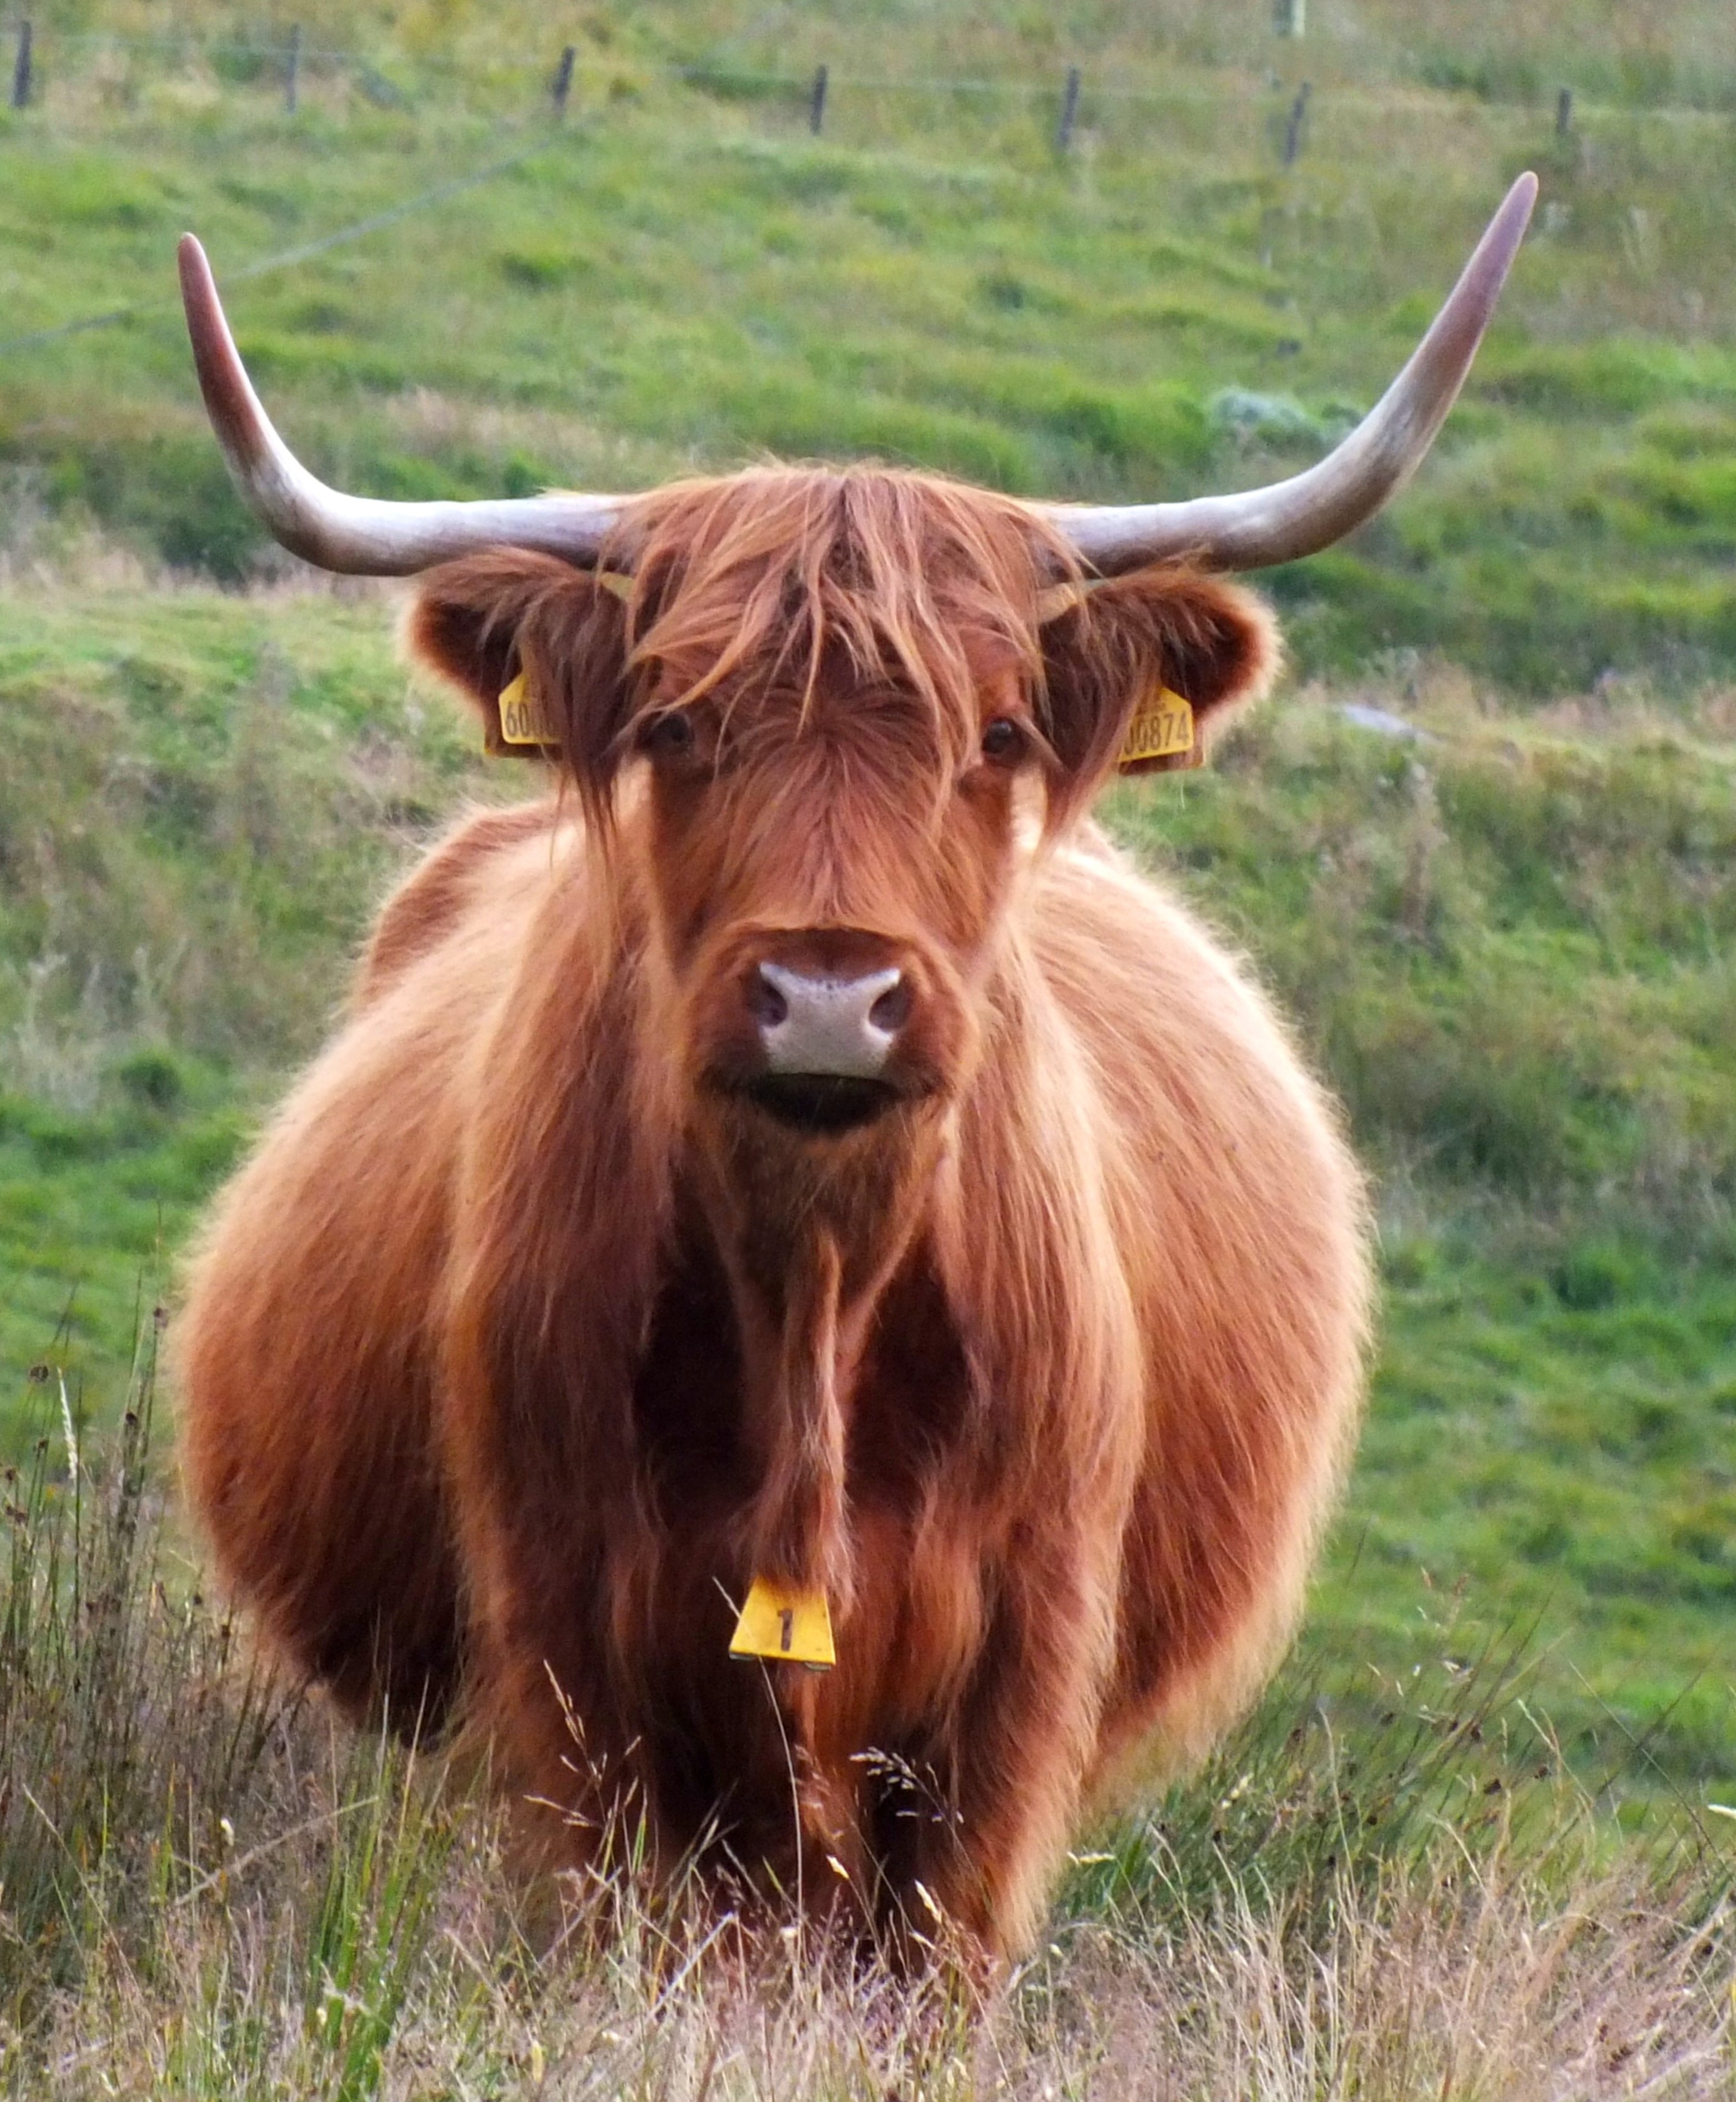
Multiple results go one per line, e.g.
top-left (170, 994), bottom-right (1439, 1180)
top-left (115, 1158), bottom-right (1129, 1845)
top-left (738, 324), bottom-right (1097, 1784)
top-left (729, 1575), bottom-right (836, 1672)
top-left (489, 671), bottom-right (561, 756)
top-left (1117, 685), bottom-right (1199, 772)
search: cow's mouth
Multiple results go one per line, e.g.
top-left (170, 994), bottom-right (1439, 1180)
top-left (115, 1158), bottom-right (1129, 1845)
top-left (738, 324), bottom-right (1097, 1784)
top-left (741, 1073), bottom-right (903, 1136)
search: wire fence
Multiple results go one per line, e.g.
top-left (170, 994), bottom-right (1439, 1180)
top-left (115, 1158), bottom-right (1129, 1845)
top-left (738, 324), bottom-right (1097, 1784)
top-left (3, 13), bottom-right (1727, 137)
top-left (0, 22), bottom-right (1284, 125)
top-left (0, 14), bottom-right (1720, 361)
top-left (0, 21), bottom-right (1442, 363)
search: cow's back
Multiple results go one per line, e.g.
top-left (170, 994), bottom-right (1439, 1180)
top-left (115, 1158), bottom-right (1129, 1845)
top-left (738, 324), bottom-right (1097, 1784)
top-left (1028, 832), bottom-right (1372, 1791)
top-left (173, 799), bottom-right (574, 1727)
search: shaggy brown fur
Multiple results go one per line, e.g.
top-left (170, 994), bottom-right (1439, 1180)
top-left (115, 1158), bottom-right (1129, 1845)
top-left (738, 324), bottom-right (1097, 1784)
top-left (174, 466), bottom-right (1370, 1974)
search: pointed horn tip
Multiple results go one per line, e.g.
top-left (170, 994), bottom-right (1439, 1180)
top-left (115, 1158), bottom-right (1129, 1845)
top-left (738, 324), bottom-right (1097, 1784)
top-left (178, 235), bottom-right (225, 341)
top-left (1456, 173), bottom-right (1538, 328)
top-left (1032, 174), bottom-right (1542, 576)
top-left (1487, 173), bottom-right (1539, 259)
top-left (1502, 170), bottom-right (1540, 233)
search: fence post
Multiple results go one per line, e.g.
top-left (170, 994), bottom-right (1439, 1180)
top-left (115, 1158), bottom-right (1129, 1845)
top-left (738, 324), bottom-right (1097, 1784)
top-left (11, 20), bottom-right (31, 110)
top-left (284, 23), bottom-right (300, 113)
top-left (552, 44), bottom-right (575, 115)
top-left (1056, 64), bottom-right (1081, 152)
top-left (808, 62), bottom-right (827, 135)
top-left (1555, 86), bottom-right (1573, 137)
top-left (1282, 79), bottom-right (1310, 165)
top-left (1274, 0), bottom-right (1305, 35)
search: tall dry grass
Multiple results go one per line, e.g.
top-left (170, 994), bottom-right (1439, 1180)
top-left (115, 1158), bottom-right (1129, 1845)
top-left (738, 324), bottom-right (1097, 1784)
top-left (0, 1328), bottom-right (1727, 2098)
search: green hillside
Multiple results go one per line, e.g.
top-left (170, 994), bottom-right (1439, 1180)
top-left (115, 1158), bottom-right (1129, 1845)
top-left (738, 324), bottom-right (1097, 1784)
top-left (3, 0), bottom-right (1736, 689)
top-left (1, 581), bottom-right (1730, 1803)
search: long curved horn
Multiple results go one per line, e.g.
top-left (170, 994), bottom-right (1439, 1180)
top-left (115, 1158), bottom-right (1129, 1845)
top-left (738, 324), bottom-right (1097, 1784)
top-left (1033, 173), bottom-right (1536, 575)
top-left (178, 235), bottom-right (624, 574)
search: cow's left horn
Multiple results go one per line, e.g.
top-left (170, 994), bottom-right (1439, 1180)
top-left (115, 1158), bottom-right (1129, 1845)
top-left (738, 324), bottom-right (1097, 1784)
top-left (178, 235), bottom-right (625, 574)
top-left (1032, 173), bottom-right (1537, 575)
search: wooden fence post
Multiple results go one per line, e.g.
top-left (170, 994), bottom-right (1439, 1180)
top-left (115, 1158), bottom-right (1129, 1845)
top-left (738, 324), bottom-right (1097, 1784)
top-left (11, 20), bottom-right (31, 110)
top-left (1056, 64), bottom-right (1080, 152)
top-left (1555, 86), bottom-right (1573, 137)
top-left (552, 45), bottom-right (576, 115)
top-left (809, 63), bottom-right (827, 135)
top-left (1282, 79), bottom-right (1310, 165)
top-left (285, 23), bottom-right (300, 113)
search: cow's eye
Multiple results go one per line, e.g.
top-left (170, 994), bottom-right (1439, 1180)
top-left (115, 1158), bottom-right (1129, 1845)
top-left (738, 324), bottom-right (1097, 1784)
top-left (981, 717), bottom-right (1023, 763)
top-left (640, 710), bottom-right (695, 758)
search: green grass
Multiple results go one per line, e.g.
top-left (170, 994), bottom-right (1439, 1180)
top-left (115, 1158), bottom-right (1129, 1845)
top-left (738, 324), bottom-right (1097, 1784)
top-left (1, 581), bottom-right (1730, 1808)
top-left (0, 1080), bottom-right (245, 1416)
top-left (0, 579), bottom-right (501, 1411)
top-left (1108, 691), bottom-right (1736, 1799)
top-left (3, 2), bottom-right (1736, 688)
top-left (0, 582), bottom-right (489, 1072)
top-left (1328, 1243), bottom-right (1736, 1798)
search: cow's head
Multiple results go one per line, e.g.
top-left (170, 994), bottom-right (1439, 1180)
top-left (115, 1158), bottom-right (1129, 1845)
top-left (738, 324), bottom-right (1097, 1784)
top-left (402, 472), bottom-right (1274, 1163)
top-left (171, 173), bottom-right (1533, 1252)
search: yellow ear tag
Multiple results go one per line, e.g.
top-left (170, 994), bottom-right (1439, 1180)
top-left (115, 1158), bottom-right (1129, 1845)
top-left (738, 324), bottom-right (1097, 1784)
top-left (1118, 686), bottom-right (1195, 768)
top-left (729, 1576), bottom-right (836, 1673)
top-left (491, 671), bottom-right (561, 754)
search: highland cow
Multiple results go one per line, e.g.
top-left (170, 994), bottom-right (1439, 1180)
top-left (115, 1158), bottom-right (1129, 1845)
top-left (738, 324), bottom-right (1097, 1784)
top-left (171, 177), bottom-right (1535, 1973)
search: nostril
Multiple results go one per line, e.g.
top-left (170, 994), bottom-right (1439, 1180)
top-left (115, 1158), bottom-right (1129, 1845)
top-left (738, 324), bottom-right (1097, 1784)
top-left (867, 974), bottom-right (911, 1034)
top-left (749, 966), bottom-right (789, 1029)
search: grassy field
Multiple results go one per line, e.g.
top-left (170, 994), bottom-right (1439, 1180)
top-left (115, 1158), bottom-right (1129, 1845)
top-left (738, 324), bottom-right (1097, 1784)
top-left (3, 2), bottom-right (1736, 689)
top-left (2, 578), bottom-right (1730, 1813)
top-left (0, 0), bottom-right (1733, 2085)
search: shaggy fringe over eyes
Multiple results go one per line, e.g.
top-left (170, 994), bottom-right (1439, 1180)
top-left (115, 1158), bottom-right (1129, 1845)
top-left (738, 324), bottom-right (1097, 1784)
top-left (607, 468), bottom-right (1081, 785)
top-left (407, 468), bottom-right (1276, 841)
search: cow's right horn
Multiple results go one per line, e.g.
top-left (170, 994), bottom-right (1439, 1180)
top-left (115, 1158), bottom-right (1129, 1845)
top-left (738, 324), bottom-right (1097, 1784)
top-left (1032, 173), bottom-right (1537, 575)
top-left (178, 235), bottom-right (626, 575)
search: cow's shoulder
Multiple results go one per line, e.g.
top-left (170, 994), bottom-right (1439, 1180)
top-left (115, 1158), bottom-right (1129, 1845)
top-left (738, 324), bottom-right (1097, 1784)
top-left (1028, 823), bottom-right (1347, 1182)
top-left (1030, 823), bottom-right (1271, 1057)
top-left (354, 797), bottom-right (573, 1010)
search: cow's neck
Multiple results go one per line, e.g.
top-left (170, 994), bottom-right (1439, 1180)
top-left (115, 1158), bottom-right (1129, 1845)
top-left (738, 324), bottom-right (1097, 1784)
top-left (687, 1107), bottom-right (946, 1619)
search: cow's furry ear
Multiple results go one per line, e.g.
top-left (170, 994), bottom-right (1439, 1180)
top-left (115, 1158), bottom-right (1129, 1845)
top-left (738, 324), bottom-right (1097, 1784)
top-left (1037, 567), bottom-right (1280, 823)
top-left (406, 551), bottom-right (634, 805)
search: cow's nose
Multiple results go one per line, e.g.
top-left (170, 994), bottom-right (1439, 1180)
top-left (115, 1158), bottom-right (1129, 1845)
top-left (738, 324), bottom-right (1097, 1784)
top-left (753, 962), bottom-right (909, 1078)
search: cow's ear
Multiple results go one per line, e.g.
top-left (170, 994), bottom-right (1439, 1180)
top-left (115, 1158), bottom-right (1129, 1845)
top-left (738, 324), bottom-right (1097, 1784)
top-left (1036, 567), bottom-right (1279, 825)
top-left (406, 550), bottom-right (634, 802)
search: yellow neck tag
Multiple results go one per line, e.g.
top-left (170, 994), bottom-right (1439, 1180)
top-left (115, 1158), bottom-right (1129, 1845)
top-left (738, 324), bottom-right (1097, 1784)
top-left (729, 1575), bottom-right (836, 1672)
top-left (1118, 686), bottom-right (1195, 767)
top-left (493, 671), bottom-right (561, 751)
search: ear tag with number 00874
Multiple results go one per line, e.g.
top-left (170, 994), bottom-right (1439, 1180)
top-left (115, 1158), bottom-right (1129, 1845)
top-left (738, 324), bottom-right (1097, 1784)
top-left (1117, 686), bottom-right (1198, 770)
